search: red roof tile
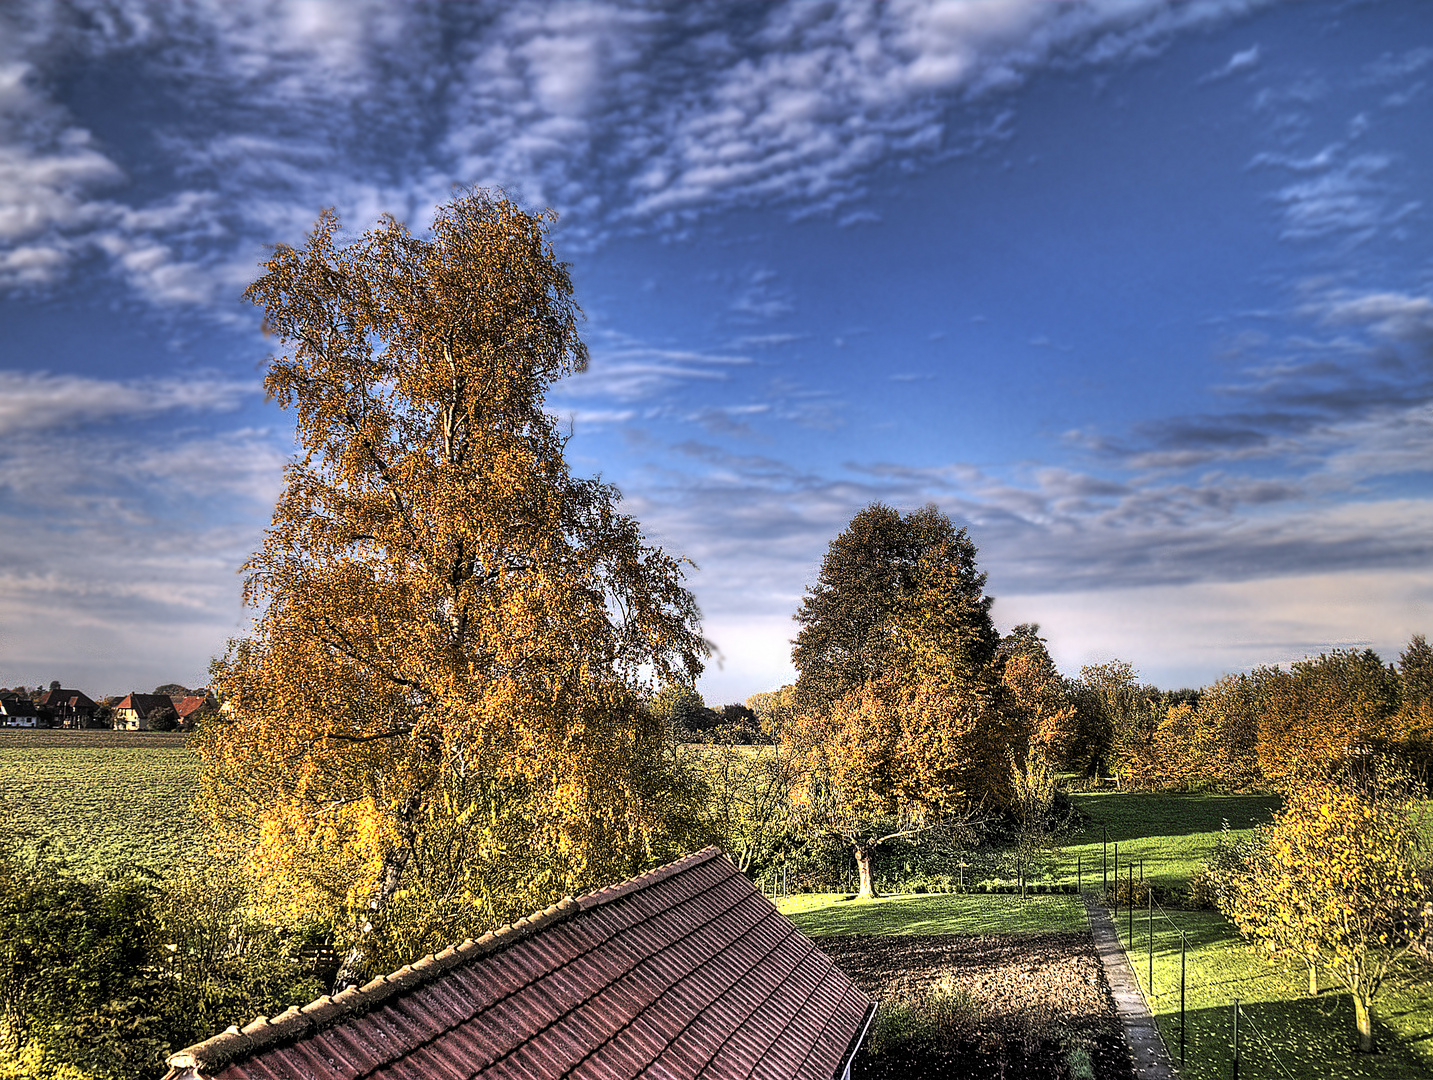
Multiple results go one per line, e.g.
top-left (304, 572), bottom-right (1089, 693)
top-left (165, 848), bottom-right (873, 1080)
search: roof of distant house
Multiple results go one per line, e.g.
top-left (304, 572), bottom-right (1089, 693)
top-left (116, 693), bottom-right (173, 716)
top-left (175, 695), bottom-right (215, 721)
top-left (37, 689), bottom-right (97, 711)
top-left (0, 695), bottom-right (39, 716)
top-left (164, 846), bottom-right (875, 1080)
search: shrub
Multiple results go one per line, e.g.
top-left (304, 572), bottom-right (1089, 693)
top-left (1190, 819), bottom-right (1267, 912)
top-left (867, 979), bottom-right (979, 1055)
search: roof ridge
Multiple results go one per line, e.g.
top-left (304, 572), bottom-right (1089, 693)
top-left (165, 846), bottom-right (726, 1076)
top-left (574, 845), bottom-right (723, 911)
top-left (166, 895), bottom-right (582, 1075)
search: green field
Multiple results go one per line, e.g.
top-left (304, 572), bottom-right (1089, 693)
top-left (1067, 789), bottom-right (1284, 892)
top-left (0, 729), bottom-right (202, 875)
top-left (1073, 789), bottom-right (1433, 1080)
top-left (775, 891), bottom-right (1086, 936)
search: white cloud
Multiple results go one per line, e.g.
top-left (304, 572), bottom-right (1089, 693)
top-left (1202, 43), bottom-right (1261, 82)
top-left (1271, 152), bottom-right (1415, 241)
top-left (550, 346), bottom-right (751, 404)
top-left (0, 371), bottom-right (256, 436)
top-left (0, 0), bottom-right (1288, 306)
top-left (998, 567), bottom-right (1433, 690)
top-left (0, 416), bottom-right (287, 695)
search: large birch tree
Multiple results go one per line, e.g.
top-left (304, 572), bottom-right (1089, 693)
top-left (201, 192), bottom-right (706, 989)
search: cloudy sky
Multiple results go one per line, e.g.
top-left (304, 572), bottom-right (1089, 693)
top-left (3, 0), bottom-right (1432, 703)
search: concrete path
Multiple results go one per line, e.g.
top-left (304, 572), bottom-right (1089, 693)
top-left (1082, 892), bottom-right (1179, 1080)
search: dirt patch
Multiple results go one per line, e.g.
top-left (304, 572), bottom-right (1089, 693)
top-left (819, 931), bottom-right (1135, 1079)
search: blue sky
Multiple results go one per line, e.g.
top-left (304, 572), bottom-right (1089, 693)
top-left (2, 0), bottom-right (1432, 703)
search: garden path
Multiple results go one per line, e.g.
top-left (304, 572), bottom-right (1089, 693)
top-left (1083, 891), bottom-right (1178, 1080)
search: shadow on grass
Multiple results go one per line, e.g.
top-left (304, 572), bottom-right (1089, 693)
top-left (1154, 996), bottom-right (1426, 1080)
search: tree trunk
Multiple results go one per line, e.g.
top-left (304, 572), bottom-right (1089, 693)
top-left (855, 846), bottom-right (878, 898)
top-left (1353, 992), bottom-right (1375, 1053)
top-left (1305, 945), bottom-right (1319, 997)
top-left (333, 841), bottom-right (412, 993)
top-left (332, 789), bottom-right (425, 994)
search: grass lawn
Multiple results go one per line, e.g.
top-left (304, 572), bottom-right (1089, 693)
top-left (775, 891), bottom-right (1087, 936)
top-left (1111, 905), bottom-right (1433, 1080)
top-left (1066, 790), bottom-right (1283, 893)
top-left (0, 729), bottom-right (202, 876)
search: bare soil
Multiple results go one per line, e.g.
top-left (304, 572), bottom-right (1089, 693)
top-left (821, 931), bottom-right (1136, 1079)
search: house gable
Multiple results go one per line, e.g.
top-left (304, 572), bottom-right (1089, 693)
top-left (165, 847), bottom-right (874, 1080)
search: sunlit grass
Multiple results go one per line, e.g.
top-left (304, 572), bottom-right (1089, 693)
top-left (0, 730), bottom-right (201, 876)
top-left (1066, 790), bottom-right (1283, 892)
top-left (774, 891), bottom-right (1086, 936)
top-left (1113, 907), bottom-right (1433, 1080)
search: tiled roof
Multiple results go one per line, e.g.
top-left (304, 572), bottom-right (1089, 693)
top-left (165, 847), bottom-right (874, 1080)
top-left (38, 689), bottom-right (97, 711)
top-left (175, 695), bottom-right (215, 720)
top-left (0, 695), bottom-right (39, 717)
top-left (117, 692), bottom-right (172, 716)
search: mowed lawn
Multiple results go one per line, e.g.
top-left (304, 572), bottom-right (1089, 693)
top-left (1077, 790), bottom-right (1433, 1080)
top-left (775, 891), bottom-right (1087, 936)
top-left (1067, 788), bottom-right (1283, 891)
top-left (0, 730), bottom-right (202, 875)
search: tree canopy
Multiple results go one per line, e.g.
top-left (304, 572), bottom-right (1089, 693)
top-left (792, 503), bottom-right (996, 712)
top-left (785, 504), bottom-right (1010, 895)
top-left (202, 191), bottom-right (706, 987)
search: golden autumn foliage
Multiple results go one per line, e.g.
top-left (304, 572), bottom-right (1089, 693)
top-left (201, 192), bottom-right (707, 986)
top-left (1229, 768), bottom-right (1431, 1053)
top-left (998, 627), bottom-right (1081, 769)
top-left (1255, 650), bottom-right (1399, 789)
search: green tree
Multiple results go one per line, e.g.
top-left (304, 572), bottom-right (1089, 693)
top-left (792, 503), bottom-right (989, 711)
top-left (1076, 660), bottom-right (1152, 785)
top-left (785, 506), bottom-right (1007, 896)
top-left (204, 191), bottom-right (706, 990)
top-left (1229, 766), bottom-right (1431, 1053)
top-left (1394, 634), bottom-right (1433, 768)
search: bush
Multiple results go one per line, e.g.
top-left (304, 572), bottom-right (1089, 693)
top-left (867, 979), bottom-right (980, 1055)
top-left (1189, 819), bottom-right (1267, 912)
top-left (0, 835), bottom-right (322, 1080)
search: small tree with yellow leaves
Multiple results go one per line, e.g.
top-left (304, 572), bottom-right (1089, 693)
top-left (1229, 767), bottom-right (1431, 1053)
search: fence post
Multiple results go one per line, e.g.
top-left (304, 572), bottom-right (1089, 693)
top-left (1078, 853), bottom-right (1082, 893)
top-left (1102, 827), bottom-right (1109, 895)
top-left (1232, 999), bottom-right (1240, 1080)
top-left (1180, 931), bottom-right (1187, 1066)
top-left (1113, 842), bottom-right (1118, 901)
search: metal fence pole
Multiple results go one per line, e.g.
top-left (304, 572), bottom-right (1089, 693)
top-left (1128, 863), bottom-right (1134, 940)
top-left (1148, 886), bottom-right (1154, 995)
top-left (1078, 853), bottom-right (1082, 893)
top-left (1102, 826), bottom-right (1109, 894)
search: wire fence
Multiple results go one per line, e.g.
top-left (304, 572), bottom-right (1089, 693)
top-left (1102, 863), bottom-right (1311, 1080)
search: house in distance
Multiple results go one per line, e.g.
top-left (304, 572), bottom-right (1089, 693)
top-left (164, 847), bottom-right (876, 1080)
top-left (114, 693), bottom-right (177, 731)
